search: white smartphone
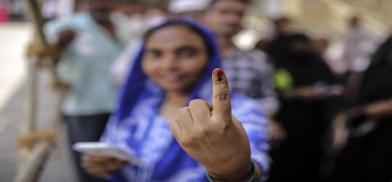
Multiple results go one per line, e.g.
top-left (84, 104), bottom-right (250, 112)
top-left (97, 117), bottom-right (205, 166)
top-left (73, 142), bottom-right (138, 163)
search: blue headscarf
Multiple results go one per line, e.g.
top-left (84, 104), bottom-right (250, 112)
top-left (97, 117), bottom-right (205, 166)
top-left (112, 18), bottom-right (221, 124)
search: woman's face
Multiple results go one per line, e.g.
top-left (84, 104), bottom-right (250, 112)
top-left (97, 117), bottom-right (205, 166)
top-left (142, 25), bottom-right (209, 94)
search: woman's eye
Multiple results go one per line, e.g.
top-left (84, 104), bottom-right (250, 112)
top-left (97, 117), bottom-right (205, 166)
top-left (177, 48), bottom-right (198, 58)
top-left (145, 51), bottom-right (161, 59)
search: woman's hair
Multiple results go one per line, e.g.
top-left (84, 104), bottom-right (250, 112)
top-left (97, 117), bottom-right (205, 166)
top-left (143, 20), bottom-right (213, 57)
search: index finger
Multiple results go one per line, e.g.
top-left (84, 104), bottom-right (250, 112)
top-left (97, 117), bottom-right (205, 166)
top-left (211, 68), bottom-right (231, 122)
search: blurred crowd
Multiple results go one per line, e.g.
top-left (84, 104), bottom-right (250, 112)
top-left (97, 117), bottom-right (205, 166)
top-left (26, 0), bottom-right (392, 182)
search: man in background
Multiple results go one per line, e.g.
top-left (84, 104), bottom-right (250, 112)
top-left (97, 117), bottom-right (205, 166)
top-left (168, 0), bottom-right (211, 20)
top-left (204, 0), bottom-right (283, 141)
top-left (44, 0), bottom-right (127, 181)
top-left (341, 15), bottom-right (381, 74)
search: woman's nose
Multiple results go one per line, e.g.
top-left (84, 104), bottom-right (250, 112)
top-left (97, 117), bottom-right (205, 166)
top-left (161, 54), bottom-right (179, 70)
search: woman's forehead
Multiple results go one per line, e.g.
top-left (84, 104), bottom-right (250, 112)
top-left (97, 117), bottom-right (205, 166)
top-left (145, 25), bottom-right (206, 48)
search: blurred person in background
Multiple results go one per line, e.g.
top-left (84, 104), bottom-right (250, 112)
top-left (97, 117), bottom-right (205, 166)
top-left (57, 0), bottom-right (75, 16)
top-left (110, 3), bottom-right (167, 85)
top-left (270, 16), bottom-right (295, 38)
top-left (168, 0), bottom-right (210, 20)
top-left (265, 16), bottom-right (297, 59)
top-left (110, 0), bottom-right (149, 84)
top-left (267, 33), bottom-right (343, 182)
top-left (42, 0), bottom-right (57, 21)
top-left (255, 16), bottom-right (295, 53)
top-left (330, 34), bottom-right (392, 182)
top-left (44, 0), bottom-right (128, 181)
top-left (41, 0), bottom-right (74, 22)
top-left (81, 18), bottom-right (270, 182)
top-left (112, 0), bottom-right (146, 47)
top-left (333, 16), bottom-right (383, 147)
top-left (341, 15), bottom-right (381, 74)
top-left (254, 38), bottom-right (270, 53)
top-left (311, 36), bottom-right (346, 76)
top-left (204, 0), bottom-right (283, 142)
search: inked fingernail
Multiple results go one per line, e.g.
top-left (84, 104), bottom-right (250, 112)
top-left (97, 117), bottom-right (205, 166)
top-left (217, 69), bottom-right (224, 81)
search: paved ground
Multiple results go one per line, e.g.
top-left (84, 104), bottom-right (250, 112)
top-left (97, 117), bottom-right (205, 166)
top-left (0, 23), bottom-right (77, 182)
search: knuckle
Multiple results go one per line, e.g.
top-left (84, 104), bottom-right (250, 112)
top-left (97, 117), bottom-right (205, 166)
top-left (211, 121), bottom-right (230, 133)
top-left (176, 108), bottom-right (190, 120)
top-left (179, 134), bottom-right (197, 147)
top-left (189, 99), bottom-right (208, 109)
top-left (189, 99), bottom-right (207, 106)
top-left (213, 92), bottom-right (229, 101)
top-left (179, 136), bottom-right (191, 146)
top-left (214, 78), bottom-right (229, 85)
top-left (179, 107), bottom-right (189, 114)
top-left (172, 115), bottom-right (181, 123)
top-left (200, 126), bottom-right (214, 136)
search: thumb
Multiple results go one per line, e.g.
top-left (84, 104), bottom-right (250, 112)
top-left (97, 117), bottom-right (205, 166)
top-left (211, 68), bottom-right (231, 122)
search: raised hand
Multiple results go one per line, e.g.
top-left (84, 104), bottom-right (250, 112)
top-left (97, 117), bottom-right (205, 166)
top-left (169, 68), bottom-right (252, 181)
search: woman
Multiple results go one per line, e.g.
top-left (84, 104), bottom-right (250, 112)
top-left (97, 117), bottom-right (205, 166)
top-left (267, 33), bottom-right (341, 182)
top-left (82, 18), bottom-right (270, 181)
top-left (330, 35), bottom-right (392, 182)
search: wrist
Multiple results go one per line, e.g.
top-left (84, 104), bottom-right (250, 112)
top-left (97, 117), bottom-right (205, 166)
top-left (207, 162), bottom-right (257, 182)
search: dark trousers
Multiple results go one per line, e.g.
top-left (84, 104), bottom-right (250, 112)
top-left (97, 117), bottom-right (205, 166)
top-left (64, 113), bottom-right (111, 182)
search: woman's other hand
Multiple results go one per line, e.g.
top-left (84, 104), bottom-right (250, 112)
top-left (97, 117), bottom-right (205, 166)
top-left (81, 155), bottom-right (128, 177)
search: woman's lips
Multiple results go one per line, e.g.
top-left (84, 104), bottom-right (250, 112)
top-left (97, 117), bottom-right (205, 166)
top-left (160, 73), bottom-right (183, 83)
